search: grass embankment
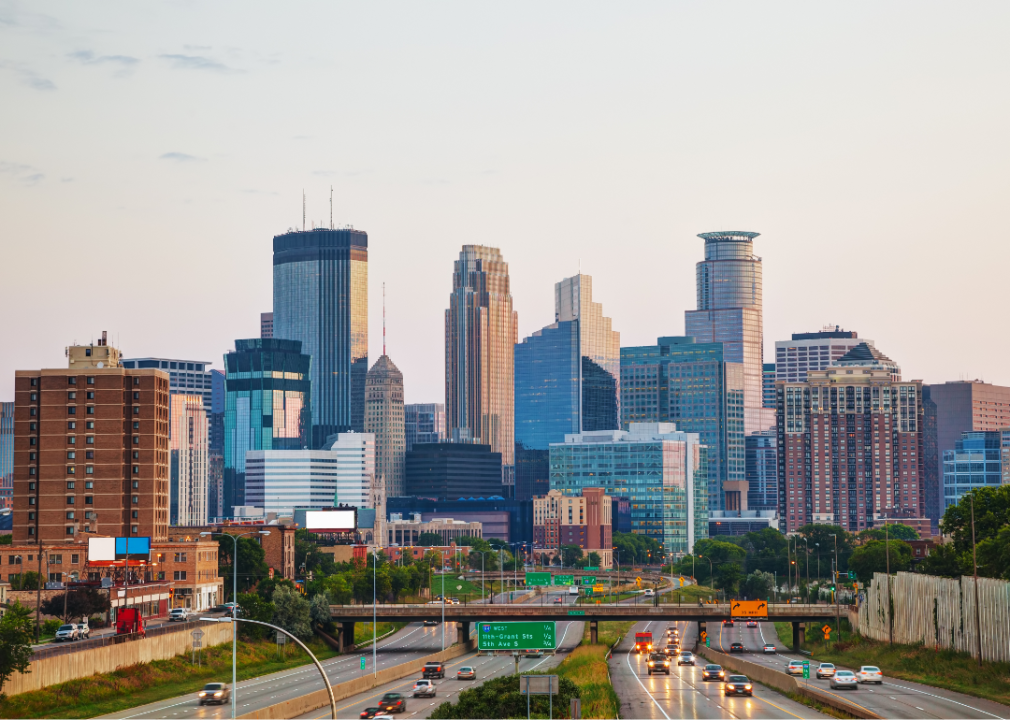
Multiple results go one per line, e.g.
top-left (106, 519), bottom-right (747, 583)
top-left (0, 636), bottom-right (341, 720)
top-left (354, 621), bottom-right (406, 645)
top-left (548, 621), bottom-right (635, 718)
top-left (774, 622), bottom-right (1010, 707)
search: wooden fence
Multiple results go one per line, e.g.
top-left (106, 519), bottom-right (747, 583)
top-left (854, 571), bottom-right (1010, 662)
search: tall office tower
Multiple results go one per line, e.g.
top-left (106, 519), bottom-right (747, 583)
top-left (404, 403), bottom-right (446, 452)
top-left (328, 432), bottom-right (375, 508)
top-left (207, 369), bottom-right (225, 520)
top-left (0, 402), bottom-right (14, 510)
top-left (746, 431), bottom-right (778, 511)
top-left (273, 228), bottom-right (368, 446)
top-left (13, 335), bottom-right (171, 543)
top-left (685, 231), bottom-right (774, 434)
top-left (223, 339), bottom-right (311, 513)
top-left (169, 395), bottom-right (208, 526)
top-left (550, 423), bottom-right (708, 557)
top-left (762, 364), bottom-right (776, 409)
top-left (777, 342), bottom-right (923, 534)
top-left (921, 381), bottom-right (1010, 531)
top-left (364, 355), bottom-right (405, 498)
top-left (514, 274), bottom-right (620, 501)
top-left (620, 337), bottom-right (745, 513)
top-left (774, 328), bottom-right (877, 384)
top-left (260, 312), bottom-right (274, 339)
top-left (445, 245), bottom-right (517, 494)
top-left (942, 431), bottom-right (1002, 510)
top-left (120, 358), bottom-right (215, 413)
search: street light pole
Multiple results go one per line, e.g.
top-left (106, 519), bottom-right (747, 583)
top-left (803, 537), bottom-right (810, 604)
top-left (833, 534), bottom-right (840, 641)
top-left (884, 515), bottom-right (892, 645)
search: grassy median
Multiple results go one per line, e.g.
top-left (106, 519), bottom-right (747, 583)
top-left (0, 636), bottom-right (341, 719)
top-left (546, 621), bottom-right (635, 718)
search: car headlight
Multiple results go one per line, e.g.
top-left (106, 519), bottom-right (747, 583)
top-left (719, 672), bottom-right (724, 676)
top-left (648, 662), bottom-right (654, 666)
top-left (214, 692), bottom-right (223, 697)
top-left (198, 692), bottom-right (206, 697)
top-left (745, 685), bottom-right (752, 690)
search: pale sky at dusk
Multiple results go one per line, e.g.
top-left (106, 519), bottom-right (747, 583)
top-left (2, 1), bottom-right (1009, 403)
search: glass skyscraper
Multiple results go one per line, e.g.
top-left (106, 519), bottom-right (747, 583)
top-left (943, 431), bottom-right (1002, 509)
top-left (404, 403), bottom-right (446, 452)
top-left (746, 430), bottom-right (778, 511)
top-left (621, 337), bottom-right (745, 513)
top-left (549, 423), bottom-right (708, 557)
top-left (273, 228), bottom-right (367, 447)
top-left (223, 338), bottom-right (311, 512)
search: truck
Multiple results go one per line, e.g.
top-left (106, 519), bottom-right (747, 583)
top-left (422, 662), bottom-right (445, 679)
top-left (569, 586), bottom-right (579, 596)
top-left (116, 608), bottom-right (146, 637)
top-left (634, 631), bottom-right (653, 654)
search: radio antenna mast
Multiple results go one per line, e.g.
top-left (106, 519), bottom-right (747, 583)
top-left (302, 190), bottom-right (305, 231)
top-left (330, 186), bottom-right (333, 229)
top-left (382, 282), bottom-right (386, 356)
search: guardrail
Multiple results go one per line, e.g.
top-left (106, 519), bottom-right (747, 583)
top-left (30, 618), bottom-right (218, 661)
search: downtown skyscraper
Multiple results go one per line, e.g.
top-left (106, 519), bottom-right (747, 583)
top-left (445, 245), bottom-right (517, 495)
top-left (685, 231), bottom-right (774, 436)
top-left (273, 229), bottom-right (368, 447)
top-left (365, 354), bottom-right (406, 498)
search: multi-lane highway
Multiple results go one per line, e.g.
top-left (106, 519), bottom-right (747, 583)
top-left (713, 621), bottom-right (1010, 720)
top-left (610, 620), bottom-right (828, 719)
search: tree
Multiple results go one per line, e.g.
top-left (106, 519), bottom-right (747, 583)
top-left (40, 587), bottom-right (110, 623)
top-left (10, 571), bottom-right (40, 592)
top-left (586, 551), bottom-right (602, 568)
top-left (272, 586), bottom-right (312, 639)
top-left (848, 539), bottom-right (913, 582)
top-left (255, 576), bottom-right (297, 602)
top-left (454, 535), bottom-right (483, 547)
top-left (941, 486), bottom-right (1010, 556)
top-left (309, 593), bottom-right (332, 629)
top-left (859, 523), bottom-right (919, 543)
top-left (976, 526), bottom-right (1010, 580)
top-left (236, 592), bottom-right (275, 640)
top-left (294, 529), bottom-right (337, 576)
top-left (0, 601), bottom-right (34, 697)
top-left (561, 545), bottom-right (583, 567)
top-left (321, 574), bottom-right (353, 605)
top-left (416, 532), bottom-right (443, 547)
top-left (918, 542), bottom-right (965, 578)
top-left (218, 536), bottom-right (269, 598)
top-left (796, 524), bottom-right (855, 572)
top-left (739, 527), bottom-right (789, 575)
top-left (0, 534), bottom-right (12, 545)
top-left (485, 538), bottom-right (509, 551)
top-left (738, 570), bottom-right (774, 600)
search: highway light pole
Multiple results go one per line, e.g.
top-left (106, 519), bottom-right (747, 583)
top-left (201, 529), bottom-right (270, 720)
top-left (833, 534), bottom-right (840, 641)
top-left (803, 537), bottom-right (811, 604)
top-left (884, 514), bottom-right (892, 645)
top-left (970, 493), bottom-right (983, 668)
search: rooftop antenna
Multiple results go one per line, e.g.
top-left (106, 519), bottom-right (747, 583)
top-left (382, 281), bottom-right (386, 356)
top-left (330, 185), bottom-right (333, 230)
top-left (302, 190), bottom-right (305, 231)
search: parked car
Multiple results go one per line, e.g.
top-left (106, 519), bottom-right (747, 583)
top-left (816, 663), bottom-right (836, 679)
top-left (786, 660), bottom-right (805, 676)
top-left (423, 662), bottom-right (445, 679)
top-left (77, 623), bottom-right (90, 640)
top-left (746, 620), bottom-right (758, 628)
top-left (55, 624), bottom-right (79, 642)
top-left (647, 652), bottom-right (671, 675)
top-left (762, 644), bottom-right (776, 654)
top-left (856, 666), bottom-right (884, 684)
top-left (830, 671), bottom-right (858, 690)
top-left (169, 608), bottom-right (190, 622)
top-left (457, 666), bottom-right (476, 680)
top-left (677, 650), bottom-right (695, 666)
top-left (701, 664), bottom-right (724, 681)
top-left (723, 675), bottom-right (753, 697)
top-left (412, 680), bottom-right (436, 697)
top-left (729, 642), bottom-right (745, 653)
top-left (378, 692), bottom-right (406, 713)
top-left (197, 682), bottom-right (230, 705)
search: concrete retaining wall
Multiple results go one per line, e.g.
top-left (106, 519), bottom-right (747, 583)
top-left (5, 623), bottom-right (233, 696)
top-left (238, 639), bottom-right (478, 720)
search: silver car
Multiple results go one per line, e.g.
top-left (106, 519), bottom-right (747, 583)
top-left (830, 670), bottom-right (858, 690)
top-left (54, 624), bottom-right (79, 642)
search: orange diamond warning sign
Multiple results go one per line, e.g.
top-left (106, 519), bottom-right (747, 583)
top-left (730, 600), bottom-right (768, 618)
top-left (822, 624), bottom-right (832, 634)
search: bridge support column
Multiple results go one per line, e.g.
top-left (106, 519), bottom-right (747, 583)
top-left (792, 622), bottom-right (803, 653)
top-left (459, 621), bottom-right (470, 643)
top-left (589, 620), bottom-right (598, 644)
top-left (340, 621), bottom-right (355, 652)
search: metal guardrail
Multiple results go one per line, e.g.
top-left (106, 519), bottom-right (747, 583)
top-left (30, 618), bottom-right (219, 661)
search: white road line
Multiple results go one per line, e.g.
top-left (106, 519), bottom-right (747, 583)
top-left (623, 625), bottom-right (671, 720)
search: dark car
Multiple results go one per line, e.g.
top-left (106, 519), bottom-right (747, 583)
top-left (423, 619), bottom-right (439, 626)
top-left (423, 662), bottom-right (445, 679)
top-left (197, 683), bottom-right (231, 705)
top-left (701, 664), bottom-right (725, 682)
top-left (379, 693), bottom-right (406, 713)
top-left (359, 708), bottom-right (383, 719)
top-left (724, 675), bottom-right (753, 696)
top-left (662, 645), bottom-right (676, 656)
top-left (647, 652), bottom-right (671, 675)
top-left (723, 619), bottom-right (734, 627)
top-left (729, 642), bottom-right (744, 653)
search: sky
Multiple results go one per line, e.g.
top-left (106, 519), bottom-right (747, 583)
top-left (2, 1), bottom-right (1009, 404)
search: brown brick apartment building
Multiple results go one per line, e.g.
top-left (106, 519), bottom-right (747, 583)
top-left (172, 523), bottom-right (297, 580)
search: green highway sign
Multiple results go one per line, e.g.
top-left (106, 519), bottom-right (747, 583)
top-left (802, 661), bottom-right (809, 679)
top-left (568, 610), bottom-right (585, 616)
top-left (584, 566), bottom-right (599, 570)
top-left (554, 574), bottom-right (575, 586)
top-left (525, 572), bottom-right (551, 587)
top-left (360, 657), bottom-right (366, 671)
top-left (478, 621), bottom-right (556, 651)
top-left (580, 576), bottom-right (597, 586)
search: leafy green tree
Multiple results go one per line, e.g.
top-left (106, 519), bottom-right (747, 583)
top-left (975, 526), bottom-right (1010, 580)
top-left (416, 532), bottom-right (443, 547)
top-left (294, 529), bottom-right (337, 576)
top-left (40, 587), bottom-right (110, 623)
top-left (848, 539), bottom-right (913, 582)
top-left (453, 535), bottom-right (484, 547)
top-left (0, 534), bottom-right (12, 545)
top-left (586, 551), bottom-right (602, 568)
top-left (738, 570), bottom-right (774, 600)
top-left (467, 546), bottom-right (499, 572)
top-left (309, 592), bottom-right (332, 627)
top-left (859, 523), bottom-right (919, 542)
top-left (218, 536), bottom-right (269, 598)
top-left (272, 586), bottom-right (312, 639)
top-left (941, 486), bottom-right (1010, 556)
top-left (236, 592), bottom-right (275, 640)
top-left (0, 601), bottom-right (35, 697)
top-left (485, 538), bottom-right (509, 550)
top-left (918, 542), bottom-right (966, 578)
top-left (9, 571), bottom-right (40, 592)
top-left (561, 545), bottom-right (583, 567)
top-left (739, 527), bottom-right (789, 575)
top-left (255, 577), bottom-right (297, 602)
top-left (429, 671), bottom-right (580, 719)
top-left (321, 574), bottom-right (353, 605)
top-left (796, 524), bottom-right (855, 572)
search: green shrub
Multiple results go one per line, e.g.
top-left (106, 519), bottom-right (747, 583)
top-left (42, 619), bottom-right (62, 636)
top-left (429, 673), bottom-right (579, 719)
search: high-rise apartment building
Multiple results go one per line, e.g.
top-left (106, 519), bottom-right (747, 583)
top-left (685, 231), bottom-right (774, 434)
top-left (273, 228), bottom-right (368, 446)
top-left (942, 431), bottom-right (1002, 510)
top-left (260, 312), bottom-right (273, 339)
top-left (445, 245), bottom-right (517, 493)
top-left (223, 339), bottom-right (311, 513)
top-left (13, 335), bottom-right (171, 543)
top-left (922, 381), bottom-right (1010, 531)
top-left (777, 342), bottom-right (923, 533)
top-left (169, 395), bottom-right (208, 526)
top-left (1, 402), bottom-right (13, 510)
top-left (364, 355), bottom-right (405, 498)
top-left (549, 423), bottom-right (708, 558)
top-left (774, 329), bottom-right (883, 384)
top-left (620, 337), bottom-right (745, 513)
top-left (404, 404), bottom-right (445, 452)
top-left (745, 431), bottom-right (778, 512)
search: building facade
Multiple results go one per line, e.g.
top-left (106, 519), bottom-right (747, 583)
top-left (223, 339), bottom-right (311, 513)
top-left (620, 337), bottom-right (745, 514)
top-left (364, 355), bottom-right (405, 498)
top-left (244, 449), bottom-right (340, 514)
top-left (774, 329), bottom-right (880, 384)
top-left (1, 402), bottom-right (13, 510)
top-left (175, 523), bottom-right (297, 580)
top-left (942, 431), bottom-right (1002, 510)
top-left (532, 487), bottom-right (613, 568)
top-left (404, 404), bottom-right (446, 451)
top-left (327, 432), bottom-right (375, 508)
top-left (386, 496), bottom-right (530, 543)
top-left (13, 337), bottom-right (170, 543)
top-left (120, 358), bottom-right (214, 415)
top-left (684, 231), bottom-right (774, 435)
top-left (260, 312), bottom-right (273, 339)
top-left (762, 363), bottom-right (777, 410)
top-left (746, 430), bottom-right (778, 511)
top-left (549, 423), bottom-right (708, 558)
top-left (445, 245), bottom-right (516, 493)
top-left (777, 343), bottom-right (924, 533)
top-left (384, 515), bottom-right (482, 546)
top-left (404, 442), bottom-right (502, 501)
top-left (272, 228), bottom-right (368, 446)
top-left (169, 394), bottom-right (208, 526)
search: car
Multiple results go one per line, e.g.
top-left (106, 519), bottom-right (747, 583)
top-left (523, 649), bottom-right (544, 658)
top-left (662, 645), bottom-right (676, 657)
top-left (701, 664), bottom-right (725, 681)
top-left (729, 642), bottom-right (744, 653)
top-left (359, 708), bottom-right (384, 719)
top-left (457, 666), bottom-right (476, 680)
top-left (197, 682), bottom-right (231, 705)
top-left (723, 619), bottom-right (734, 627)
top-left (746, 620), bottom-right (758, 628)
top-left (816, 663), bottom-right (836, 679)
top-left (677, 650), bottom-right (695, 666)
top-left (553, 596), bottom-right (563, 604)
top-left (856, 666), bottom-right (883, 684)
top-left (786, 660), bottom-right (805, 676)
top-left (647, 652), bottom-right (671, 675)
top-left (449, 598), bottom-right (460, 605)
top-left (762, 644), bottom-right (776, 654)
top-left (666, 626), bottom-right (677, 636)
top-left (724, 675), bottom-right (753, 697)
top-left (54, 624), bottom-right (79, 642)
top-left (77, 623), bottom-right (90, 640)
top-left (644, 588), bottom-right (656, 597)
top-left (423, 662), bottom-right (445, 679)
top-left (423, 619), bottom-right (439, 626)
top-left (379, 693), bottom-right (406, 713)
top-left (169, 608), bottom-right (190, 622)
top-left (830, 671), bottom-right (858, 690)
top-left (412, 680), bottom-right (436, 697)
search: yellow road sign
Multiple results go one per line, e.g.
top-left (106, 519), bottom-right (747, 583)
top-left (678, 577), bottom-right (684, 587)
top-left (700, 630), bottom-right (707, 642)
top-left (636, 577), bottom-right (642, 587)
top-left (730, 599), bottom-right (768, 618)
top-left (822, 624), bottom-right (832, 634)
top-left (593, 584), bottom-right (606, 593)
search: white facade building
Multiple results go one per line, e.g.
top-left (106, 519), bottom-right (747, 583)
top-left (774, 329), bottom-right (887, 383)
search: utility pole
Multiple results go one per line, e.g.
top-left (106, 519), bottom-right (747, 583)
top-left (971, 494), bottom-right (983, 668)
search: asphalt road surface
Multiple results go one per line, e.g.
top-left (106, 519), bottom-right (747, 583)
top-left (714, 620), bottom-right (1009, 720)
top-left (610, 619), bottom-right (828, 719)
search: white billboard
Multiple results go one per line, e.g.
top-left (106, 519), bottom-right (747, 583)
top-left (304, 509), bottom-right (356, 532)
top-left (88, 537), bottom-right (116, 562)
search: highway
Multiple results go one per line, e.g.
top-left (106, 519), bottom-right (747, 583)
top-left (610, 620), bottom-right (828, 719)
top-left (713, 620), bottom-right (1010, 720)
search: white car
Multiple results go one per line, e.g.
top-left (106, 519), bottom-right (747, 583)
top-left (77, 623), bottom-right (90, 640)
top-left (816, 663), bottom-right (836, 678)
top-left (412, 679), bottom-right (436, 697)
top-left (762, 644), bottom-right (776, 654)
top-left (644, 588), bottom-right (656, 597)
top-left (54, 624), bottom-right (79, 642)
top-left (169, 608), bottom-right (190, 622)
top-left (856, 666), bottom-right (883, 684)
